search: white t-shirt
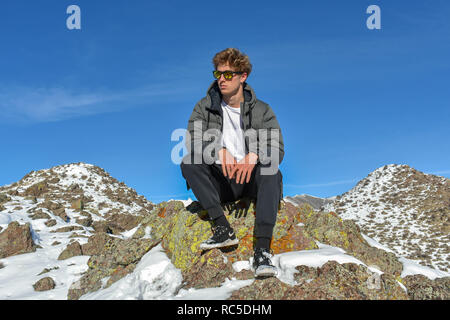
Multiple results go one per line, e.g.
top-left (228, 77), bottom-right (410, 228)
top-left (215, 99), bottom-right (246, 164)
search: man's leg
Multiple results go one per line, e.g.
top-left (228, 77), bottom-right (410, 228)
top-left (180, 161), bottom-right (242, 249)
top-left (245, 164), bottom-right (282, 248)
top-left (180, 161), bottom-right (231, 221)
top-left (244, 163), bottom-right (282, 277)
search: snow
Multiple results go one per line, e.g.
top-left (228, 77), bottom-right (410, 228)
top-left (361, 233), bottom-right (396, 254)
top-left (81, 244), bottom-right (183, 300)
top-left (168, 198), bottom-right (193, 207)
top-left (273, 242), bottom-right (370, 285)
top-left (362, 234), bottom-right (450, 280)
top-left (399, 257), bottom-right (450, 280)
top-left (324, 164), bottom-right (450, 272)
top-left (80, 244), bottom-right (254, 300)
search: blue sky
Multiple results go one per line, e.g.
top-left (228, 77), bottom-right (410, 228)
top-left (0, 0), bottom-right (449, 202)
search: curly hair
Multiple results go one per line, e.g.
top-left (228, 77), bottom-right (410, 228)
top-left (212, 48), bottom-right (252, 77)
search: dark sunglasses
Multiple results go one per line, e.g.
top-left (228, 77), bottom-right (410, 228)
top-left (212, 70), bottom-right (244, 80)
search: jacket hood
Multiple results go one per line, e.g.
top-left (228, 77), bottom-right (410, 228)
top-left (205, 80), bottom-right (256, 115)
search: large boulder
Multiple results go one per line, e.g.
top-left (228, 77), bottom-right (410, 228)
top-left (57, 241), bottom-right (83, 260)
top-left (0, 221), bottom-right (36, 258)
top-left (33, 277), bottom-right (56, 292)
top-left (133, 199), bottom-right (318, 286)
top-left (67, 235), bottom-right (160, 300)
top-left (230, 261), bottom-right (409, 300)
top-left (402, 274), bottom-right (450, 300)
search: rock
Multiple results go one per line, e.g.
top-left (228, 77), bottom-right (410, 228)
top-left (57, 241), bottom-right (83, 260)
top-left (38, 267), bottom-right (59, 275)
top-left (53, 208), bottom-right (69, 222)
top-left (75, 215), bottom-right (93, 227)
top-left (402, 274), bottom-right (450, 300)
top-left (24, 181), bottom-right (48, 197)
top-left (29, 209), bottom-right (51, 220)
top-left (105, 213), bottom-right (143, 235)
top-left (67, 237), bottom-right (160, 300)
top-left (71, 199), bottom-right (84, 211)
top-left (81, 233), bottom-right (112, 256)
top-left (0, 221), bottom-right (36, 258)
top-left (0, 193), bottom-right (11, 203)
top-left (303, 208), bottom-right (403, 276)
top-left (182, 249), bottom-right (236, 290)
top-left (230, 261), bottom-right (408, 300)
top-left (45, 219), bottom-right (57, 227)
top-left (33, 277), bottom-right (56, 291)
top-left (39, 201), bottom-right (69, 222)
top-left (134, 200), bottom-right (317, 286)
top-left (51, 226), bottom-right (84, 233)
top-left (91, 221), bottom-right (112, 234)
top-left (89, 214), bottom-right (143, 235)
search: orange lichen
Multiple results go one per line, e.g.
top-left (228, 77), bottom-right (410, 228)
top-left (157, 207), bottom-right (166, 218)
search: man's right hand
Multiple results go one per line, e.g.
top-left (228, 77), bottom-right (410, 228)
top-left (218, 148), bottom-right (237, 178)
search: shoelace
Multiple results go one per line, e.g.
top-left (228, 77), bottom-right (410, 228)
top-left (210, 225), bottom-right (229, 241)
top-left (255, 249), bottom-right (274, 265)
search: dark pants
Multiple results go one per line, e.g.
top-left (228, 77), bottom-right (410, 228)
top-left (180, 161), bottom-right (283, 239)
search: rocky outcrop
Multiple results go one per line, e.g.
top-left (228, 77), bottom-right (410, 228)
top-left (133, 200), bottom-right (318, 279)
top-left (402, 274), bottom-right (450, 300)
top-left (230, 261), bottom-right (408, 300)
top-left (67, 234), bottom-right (160, 300)
top-left (126, 199), bottom-right (436, 299)
top-left (58, 241), bottom-right (83, 260)
top-left (0, 221), bottom-right (36, 258)
top-left (324, 164), bottom-right (450, 272)
top-left (33, 277), bottom-right (56, 291)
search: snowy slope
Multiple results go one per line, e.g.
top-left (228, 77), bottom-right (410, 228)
top-left (323, 164), bottom-right (450, 272)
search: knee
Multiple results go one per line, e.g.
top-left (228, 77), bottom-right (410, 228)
top-left (180, 161), bottom-right (193, 176)
top-left (180, 161), bottom-right (204, 178)
top-left (255, 165), bottom-right (281, 180)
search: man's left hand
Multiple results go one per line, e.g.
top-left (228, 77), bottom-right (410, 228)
top-left (230, 152), bottom-right (258, 184)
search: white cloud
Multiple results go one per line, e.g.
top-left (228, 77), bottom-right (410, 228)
top-left (0, 82), bottom-right (194, 124)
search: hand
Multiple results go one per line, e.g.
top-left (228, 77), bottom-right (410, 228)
top-left (230, 152), bottom-right (258, 184)
top-left (218, 148), bottom-right (237, 178)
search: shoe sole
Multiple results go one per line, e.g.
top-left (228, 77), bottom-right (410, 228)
top-left (255, 266), bottom-right (278, 278)
top-left (199, 238), bottom-right (239, 250)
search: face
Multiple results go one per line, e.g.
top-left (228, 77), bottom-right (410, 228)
top-left (216, 63), bottom-right (247, 96)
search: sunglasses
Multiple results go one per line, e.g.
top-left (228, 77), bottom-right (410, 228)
top-left (212, 70), bottom-right (244, 80)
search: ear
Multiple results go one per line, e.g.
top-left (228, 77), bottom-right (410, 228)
top-left (240, 72), bottom-right (248, 83)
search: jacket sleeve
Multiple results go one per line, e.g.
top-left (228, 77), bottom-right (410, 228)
top-left (185, 100), bottom-right (221, 163)
top-left (257, 105), bottom-right (285, 166)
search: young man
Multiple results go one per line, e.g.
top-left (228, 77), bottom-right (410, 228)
top-left (180, 48), bottom-right (284, 277)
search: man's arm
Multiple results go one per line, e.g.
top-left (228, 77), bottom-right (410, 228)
top-left (185, 100), bottom-right (221, 164)
top-left (258, 105), bottom-right (285, 166)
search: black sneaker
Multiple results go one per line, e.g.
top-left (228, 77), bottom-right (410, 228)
top-left (253, 248), bottom-right (277, 278)
top-left (199, 225), bottom-right (239, 250)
